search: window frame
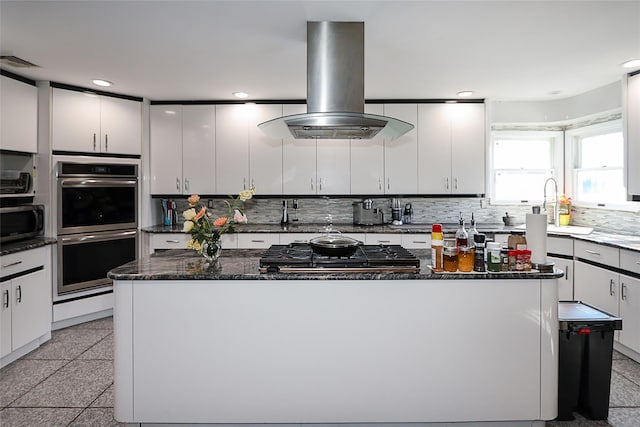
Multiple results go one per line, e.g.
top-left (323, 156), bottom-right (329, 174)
top-left (489, 130), bottom-right (564, 205)
top-left (565, 119), bottom-right (636, 211)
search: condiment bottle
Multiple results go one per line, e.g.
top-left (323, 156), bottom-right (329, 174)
top-left (473, 233), bottom-right (486, 272)
top-left (455, 212), bottom-right (468, 247)
top-left (468, 212), bottom-right (478, 246)
top-left (443, 246), bottom-right (458, 272)
top-left (500, 247), bottom-right (510, 271)
top-left (487, 242), bottom-right (502, 272)
top-left (431, 224), bottom-right (444, 272)
top-left (457, 246), bottom-right (474, 272)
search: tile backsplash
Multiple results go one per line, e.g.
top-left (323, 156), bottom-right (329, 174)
top-left (159, 196), bottom-right (639, 235)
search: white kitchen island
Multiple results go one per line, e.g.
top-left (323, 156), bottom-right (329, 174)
top-left (110, 250), bottom-right (561, 426)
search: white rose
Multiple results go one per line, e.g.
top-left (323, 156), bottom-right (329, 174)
top-left (183, 208), bottom-right (196, 221)
top-left (182, 221), bottom-right (194, 233)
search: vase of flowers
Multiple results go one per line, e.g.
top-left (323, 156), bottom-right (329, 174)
top-left (182, 188), bottom-right (255, 264)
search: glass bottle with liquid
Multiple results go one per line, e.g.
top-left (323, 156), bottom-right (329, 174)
top-left (455, 212), bottom-right (468, 247)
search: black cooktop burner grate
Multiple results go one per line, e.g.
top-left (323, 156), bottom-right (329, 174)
top-left (259, 243), bottom-right (420, 273)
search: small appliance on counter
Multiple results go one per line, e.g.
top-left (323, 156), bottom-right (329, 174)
top-left (353, 199), bottom-right (384, 225)
top-left (391, 198), bottom-right (402, 225)
top-left (161, 199), bottom-right (178, 226)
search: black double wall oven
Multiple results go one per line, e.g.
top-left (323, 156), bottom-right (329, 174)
top-left (56, 162), bottom-right (138, 295)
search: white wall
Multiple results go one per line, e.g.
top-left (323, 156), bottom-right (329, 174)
top-left (491, 81), bottom-right (622, 123)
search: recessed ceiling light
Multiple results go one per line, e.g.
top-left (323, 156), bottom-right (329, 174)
top-left (457, 91), bottom-right (473, 97)
top-left (622, 59), bottom-right (640, 68)
top-left (92, 79), bottom-right (113, 87)
top-left (233, 91), bottom-right (249, 99)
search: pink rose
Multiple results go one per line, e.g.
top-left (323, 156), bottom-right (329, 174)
top-left (233, 209), bottom-right (248, 224)
top-left (187, 195), bottom-right (200, 206)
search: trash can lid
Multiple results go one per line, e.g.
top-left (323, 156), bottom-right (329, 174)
top-left (559, 301), bottom-right (622, 330)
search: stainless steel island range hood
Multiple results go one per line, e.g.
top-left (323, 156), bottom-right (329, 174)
top-left (258, 21), bottom-right (414, 140)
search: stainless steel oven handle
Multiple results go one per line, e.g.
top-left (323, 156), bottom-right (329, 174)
top-left (60, 179), bottom-right (137, 187)
top-left (61, 230), bottom-right (137, 244)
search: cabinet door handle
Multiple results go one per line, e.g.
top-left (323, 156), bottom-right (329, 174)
top-left (445, 177), bottom-right (449, 190)
top-left (93, 133), bottom-right (97, 151)
top-left (105, 134), bottom-right (108, 151)
top-left (610, 279), bottom-right (615, 296)
top-left (378, 178), bottom-right (382, 191)
top-left (387, 177), bottom-right (390, 190)
top-left (184, 179), bottom-right (189, 193)
top-left (585, 249), bottom-right (601, 256)
top-left (176, 178), bottom-right (180, 191)
top-left (16, 285), bottom-right (22, 303)
top-left (310, 177), bottom-right (314, 191)
top-left (2, 261), bottom-right (22, 268)
top-left (165, 239), bottom-right (181, 243)
top-left (3, 290), bottom-right (8, 309)
top-left (319, 178), bottom-right (323, 191)
top-left (621, 283), bottom-right (627, 301)
top-left (454, 177), bottom-right (458, 191)
top-left (565, 264), bottom-right (570, 281)
top-left (243, 177), bottom-right (247, 190)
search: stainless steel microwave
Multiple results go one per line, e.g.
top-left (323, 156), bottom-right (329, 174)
top-left (0, 204), bottom-right (44, 243)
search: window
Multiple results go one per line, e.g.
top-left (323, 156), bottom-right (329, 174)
top-left (566, 120), bottom-right (625, 205)
top-left (490, 131), bottom-right (563, 203)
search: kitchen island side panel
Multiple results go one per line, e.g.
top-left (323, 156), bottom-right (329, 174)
top-left (120, 279), bottom-right (553, 424)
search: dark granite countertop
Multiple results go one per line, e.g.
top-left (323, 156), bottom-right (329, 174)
top-left (0, 237), bottom-right (58, 256)
top-left (142, 222), bottom-right (518, 234)
top-left (108, 248), bottom-right (563, 281)
top-left (141, 223), bottom-right (640, 253)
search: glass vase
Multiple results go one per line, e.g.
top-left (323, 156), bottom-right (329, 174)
top-left (201, 239), bottom-right (221, 266)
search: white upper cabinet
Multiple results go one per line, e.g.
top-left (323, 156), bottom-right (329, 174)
top-left (215, 104), bottom-right (250, 194)
top-left (0, 75), bottom-right (37, 153)
top-left (418, 103), bottom-right (485, 194)
top-left (351, 104), bottom-right (385, 194)
top-left (52, 87), bottom-right (141, 155)
top-left (150, 106), bottom-right (183, 194)
top-left (384, 104), bottom-right (418, 194)
top-left (249, 104), bottom-right (283, 195)
top-left (150, 105), bottom-right (216, 195)
top-left (283, 104), bottom-right (317, 195)
top-left (182, 105), bottom-right (216, 195)
top-left (317, 139), bottom-right (350, 194)
top-left (627, 73), bottom-right (640, 198)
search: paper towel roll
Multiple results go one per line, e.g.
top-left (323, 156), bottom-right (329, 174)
top-left (526, 213), bottom-right (548, 265)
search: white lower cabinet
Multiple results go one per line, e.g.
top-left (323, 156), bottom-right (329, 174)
top-left (236, 233), bottom-right (279, 249)
top-left (0, 246), bottom-right (52, 365)
top-left (619, 274), bottom-right (640, 354)
top-left (547, 236), bottom-right (574, 301)
top-left (148, 233), bottom-right (237, 253)
top-left (365, 233), bottom-right (402, 245)
top-left (574, 260), bottom-right (619, 317)
top-left (401, 234), bottom-right (431, 249)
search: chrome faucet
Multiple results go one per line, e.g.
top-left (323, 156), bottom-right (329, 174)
top-left (543, 177), bottom-right (560, 227)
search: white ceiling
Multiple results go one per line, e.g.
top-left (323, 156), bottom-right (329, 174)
top-left (1, 0), bottom-right (639, 102)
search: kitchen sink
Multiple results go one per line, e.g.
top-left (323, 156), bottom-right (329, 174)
top-left (514, 224), bottom-right (593, 235)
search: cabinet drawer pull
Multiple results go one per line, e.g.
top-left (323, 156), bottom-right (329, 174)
top-left (378, 240), bottom-right (391, 243)
top-left (251, 239), bottom-right (265, 243)
top-left (165, 239), bottom-right (181, 243)
top-left (2, 261), bottom-right (23, 268)
top-left (293, 240), bottom-right (308, 243)
top-left (16, 285), bottom-right (22, 303)
top-left (610, 279), bottom-right (615, 296)
top-left (585, 249), bottom-right (601, 256)
top-left (636, 261), bottom-right (640, 265)
top-left (3, 290), bottom-right (8, 309)
top-left (621, 283), bottom-right (627, 300)
top-left (412, 240), bottom-right (426, 244)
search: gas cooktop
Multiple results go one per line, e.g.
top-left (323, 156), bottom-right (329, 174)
top-left (259, 243), bottom-right (420, 273)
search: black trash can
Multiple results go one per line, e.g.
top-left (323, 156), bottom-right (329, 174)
top-left (557, 301), bottom-right (622, 421)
